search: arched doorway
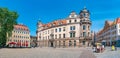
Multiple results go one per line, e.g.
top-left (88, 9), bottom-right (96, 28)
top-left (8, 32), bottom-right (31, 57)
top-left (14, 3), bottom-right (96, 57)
top-left (59, 41), bottom-right (61, 47)
top-left (49, 39), bottom-right (54, 47)
top-left (63, 41), bottom-right (65, 47)
top-left (50, 42), bottom-right (53, 47)
top-left (69, 40), bottom-right (72, 47)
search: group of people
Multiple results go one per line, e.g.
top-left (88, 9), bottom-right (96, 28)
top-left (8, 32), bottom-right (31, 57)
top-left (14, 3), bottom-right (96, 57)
top-left (92, 43), bottom-right (105, 53)
top-left (92, 43), bottom-right (117, 53)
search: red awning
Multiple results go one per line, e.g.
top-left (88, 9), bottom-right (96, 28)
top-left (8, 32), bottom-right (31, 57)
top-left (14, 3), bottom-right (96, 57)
top-left (9, 42), bottom-right (16, 44)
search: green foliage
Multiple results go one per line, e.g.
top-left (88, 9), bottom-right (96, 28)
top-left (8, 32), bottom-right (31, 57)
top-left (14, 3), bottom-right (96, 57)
top-left (0, 7), bottom-right (18, 47)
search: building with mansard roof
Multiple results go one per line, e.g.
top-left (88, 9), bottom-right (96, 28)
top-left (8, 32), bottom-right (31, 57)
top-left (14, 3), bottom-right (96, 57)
top-left (36, 7), bottom-right (92, 47)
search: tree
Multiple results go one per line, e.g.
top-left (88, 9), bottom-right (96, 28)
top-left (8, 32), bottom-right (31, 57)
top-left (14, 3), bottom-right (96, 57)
top-left (0, 8), bottom-right (18, 47)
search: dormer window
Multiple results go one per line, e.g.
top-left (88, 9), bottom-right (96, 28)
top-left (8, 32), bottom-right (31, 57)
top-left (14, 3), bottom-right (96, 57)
top-left (71, 14), bottom-right (74, 18)
top-left (69, 11), bottom-right (77, 18)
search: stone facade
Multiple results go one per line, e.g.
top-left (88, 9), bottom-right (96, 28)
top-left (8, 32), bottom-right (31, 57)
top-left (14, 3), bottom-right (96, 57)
top-left (37, 7), bottom-right (92, 48)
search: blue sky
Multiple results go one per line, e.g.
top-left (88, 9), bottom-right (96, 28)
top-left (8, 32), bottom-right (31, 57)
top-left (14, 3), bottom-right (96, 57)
top-left (0, 0), bottom-right (120, 36)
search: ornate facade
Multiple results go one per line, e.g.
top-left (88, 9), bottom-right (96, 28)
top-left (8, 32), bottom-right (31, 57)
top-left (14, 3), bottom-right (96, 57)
top-left (37, 7), bottom-right (92, 48)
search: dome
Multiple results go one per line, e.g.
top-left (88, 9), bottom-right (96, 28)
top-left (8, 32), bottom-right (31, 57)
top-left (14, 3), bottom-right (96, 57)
top-left (70, 11), bottom-right (76, 15)
top-left (69, 11), bottom-right (77, 18)
top-left (80, 7), bottom-right (90, 13)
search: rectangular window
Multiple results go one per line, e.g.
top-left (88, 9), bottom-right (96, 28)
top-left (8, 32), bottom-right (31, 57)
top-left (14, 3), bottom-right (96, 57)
top-left (70, 26), bottom-right (72, 30)
top-left (83, 25), bottom-right (86, 30)
top-left (59, 34), bottom-right (61, 38)
top-left (83, 32), bottom-right (86, 37)
top-left (63, 34), bottom-right (65, 38)
top-left (70, 33), bottom-right (72, 38)
top-left (55, 35), bottom-right (57, 39)
top-left (73, 33), bottom-right (75, 37)
top-left (69, 20), bottom-right (71, 23)
top-left (55, 29), bottom-right (57, 32)
top-left (115, 25), bottom-right (116, 28)
top-left (73, 26), bottom-right (75, 30)
top-left (70, 26), bottom-right (75, 30)
top-left (63, 27), bottom-right (65, 31)
top-left (59, 28), bottom-right (61, 32)
top-left (75, 20), bottom-right (77, 22)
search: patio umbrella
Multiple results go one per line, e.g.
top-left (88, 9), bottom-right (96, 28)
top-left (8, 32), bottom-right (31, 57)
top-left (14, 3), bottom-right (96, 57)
top-left (9, 42), bottom-right (16, 44)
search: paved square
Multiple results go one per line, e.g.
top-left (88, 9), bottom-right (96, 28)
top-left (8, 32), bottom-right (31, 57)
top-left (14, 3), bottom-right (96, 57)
top-left (0, 47), bottom-right (119, 58)
top-left (0, 47), bottom-right (84, 58)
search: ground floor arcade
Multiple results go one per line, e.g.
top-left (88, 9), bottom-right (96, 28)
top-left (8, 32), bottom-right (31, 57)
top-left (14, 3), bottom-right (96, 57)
top-left (38, 38), bottom-right (92, 48)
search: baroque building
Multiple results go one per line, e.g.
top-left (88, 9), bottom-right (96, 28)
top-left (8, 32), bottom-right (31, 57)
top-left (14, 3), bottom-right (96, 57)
top-left (96, 18), bottom-right (120, 47)
top-left (37, 7), bottom-right (92, 47)
top-left (6, 24), bottom-right (30, 47)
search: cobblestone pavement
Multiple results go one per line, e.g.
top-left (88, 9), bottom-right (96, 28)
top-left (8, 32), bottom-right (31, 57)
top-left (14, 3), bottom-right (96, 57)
top-left (93, 47), bottom-right (120, 58)
top-left (0, 47), bottom-right (84, 58)
top-left (80, 49), bottom-right (96, 58)
top-left (1, 47), bottom-right (119, 58)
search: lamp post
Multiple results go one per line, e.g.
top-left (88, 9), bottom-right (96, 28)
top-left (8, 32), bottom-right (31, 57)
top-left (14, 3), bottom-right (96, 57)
top-left (94, 32), bottom-right (96, 44)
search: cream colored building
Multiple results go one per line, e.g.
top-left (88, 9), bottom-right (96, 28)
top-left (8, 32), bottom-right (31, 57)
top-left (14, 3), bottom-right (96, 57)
top-left (6, 24), bottom-right (30, 47)
top-left (37, 7), bottom-right (92, 47)
top-left (96, 18), bottom-right (120, 47)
